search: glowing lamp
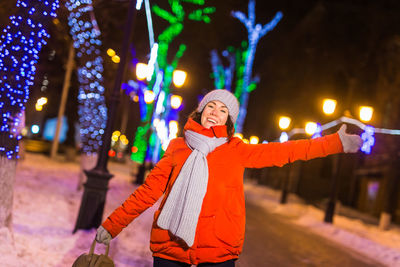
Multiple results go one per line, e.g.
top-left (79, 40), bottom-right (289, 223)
top-left (108, 150), bottom-right (116, 157)
top-left (21, 128), bottom-right (28, 136)
top-left (169, 120), bottom-right (179, 134)
top-left (322, 99), bottom-right (337, 115)
top-left (133, 95), bottom-right (139, 102)
top-left (136, 63), bottom-right (148, 80)
top-left (249, 136), bottom-right (259, 144)
top-left (144, 90), bottom-right (155, 104)
top-left (173, 70), bottom-right (187, 87)
top-left (113, 130), bottom-right (121, 137)
top-left (31, 125), bottom-right (40, 134)
top-left (120, 135), bottom-right (129, 145)
top-left (35, 103), bottom-right (43, 111)
top-left (242, 138), bottom-right (249, 144)
top-left (111, 55), bottom-right (120, 63)
top-left (171, 95), bottom-right (182, 109)
top-left (278, 116), bottom-right (291, 130)
top-left (107, 48), bottom-right (116, 57)
top-left (305, 122), bottom-right (318, 135)
top-left (234, 133), bottom-right (243, 139)
top-left (359, 106), bottom-right (373, 122)
top-left (37, 97), bottom-right (48, 106)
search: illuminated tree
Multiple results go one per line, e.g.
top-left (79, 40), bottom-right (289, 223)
top-left (0, 0), bottom-right (59, 231)
top-left (66, 0), bottom-right (107, 188)
top-left (211, 0), bottom-right (282, 133)
top-left (131, 0), bottom-right (215, 164)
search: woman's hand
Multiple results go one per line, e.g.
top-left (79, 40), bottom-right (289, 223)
top-left (337, 124), bottom-right (363, 153)
top-left (96, 226), bottom-right (112, 245)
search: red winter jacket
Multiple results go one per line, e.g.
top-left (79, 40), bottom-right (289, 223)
top-left (102, 118), bottom-right (343, 265)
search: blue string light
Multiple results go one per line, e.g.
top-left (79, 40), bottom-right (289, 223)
top-left (361, 125), bottom-right (375, 154)
top-left (312, 123), bottom-right (322, 139)
top-left (279, 132), bottom-right (288, 143)
top-left (232, 0), bottom-right (282, 133)
top-left (0, 0), bottom-right (59, 160)
top-left (66, 0), bottom-right (107, 155)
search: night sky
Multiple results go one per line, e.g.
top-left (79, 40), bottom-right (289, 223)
top-left (110, 0), bottom-right (400, 141)
top-left (2, 0), bottom-right (400, 143)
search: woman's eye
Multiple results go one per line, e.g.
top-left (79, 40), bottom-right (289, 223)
top-left (221, 110), bottom-right (227, 113)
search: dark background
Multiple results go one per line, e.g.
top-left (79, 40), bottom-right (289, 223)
top-left (2, 0), bottom-right (400, 143)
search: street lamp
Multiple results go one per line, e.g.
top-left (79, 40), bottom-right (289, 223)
top-left (359, 106), bottom-right (373, 122)
top-left (278, 115), bottom-right (292, 204)
top-left (35, 97), bottom-right (48, 111)
top-left (234, 133), bottom-right (243, 139)
top-left (106, 48), bottom-right (116, 57)
top-left (321, 98), bottom-right (341, 224)
top-left (136, 63), bottom-right (148, 80)
top-left (111, 55), bottom-right (120, 64)
top-left (249, 136), bottom-right (259, 144)
top-left (170, 95), bottom-right (182, 109)
top-left (172, 69), bottom-right (187, 87)
top-left (305, 121), bottom-right (318, 136)
top-left (278, 116), bottom-right (291, 130)
top-left (322, 98), bottom-right (337, 115)
top-left (144, 90), bottom-right (155, 104)
top-left (73, 0), bottom-right (137, 232)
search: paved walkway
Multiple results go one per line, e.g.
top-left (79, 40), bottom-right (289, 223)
top-left (237, 202), bottom-right (384, 267)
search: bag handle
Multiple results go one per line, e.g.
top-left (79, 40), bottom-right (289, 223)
top-left (89, 239), bottom-right (110, 256)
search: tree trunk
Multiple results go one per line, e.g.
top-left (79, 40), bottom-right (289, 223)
top-left (0, 157), bottom-right (16, 229)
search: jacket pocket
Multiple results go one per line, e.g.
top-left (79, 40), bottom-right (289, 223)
top-left (214, 187), bottom-right (245, 248)
top-left (150, 210), bottom-right (172, 243)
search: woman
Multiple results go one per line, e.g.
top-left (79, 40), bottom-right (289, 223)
top-left (96, 89), bottom-right (362, 266)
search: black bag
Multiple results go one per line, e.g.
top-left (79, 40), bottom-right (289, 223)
top-left (72, 239), bottom-right (115, 267)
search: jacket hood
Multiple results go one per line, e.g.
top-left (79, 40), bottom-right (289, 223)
top-left (184, 118), bottom-right (228, 138)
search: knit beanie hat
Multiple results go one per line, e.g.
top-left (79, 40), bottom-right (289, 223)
top-left (197, 89), bottom-right (240, 123)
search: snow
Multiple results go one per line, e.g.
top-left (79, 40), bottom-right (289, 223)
top-left (1, 152), bottom-right (400, 266)
top-left (244, 181), bottom-right (400, 266)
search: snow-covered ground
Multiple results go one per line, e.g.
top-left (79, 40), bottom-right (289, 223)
top-left (1, 152), bottom-right (400, 266)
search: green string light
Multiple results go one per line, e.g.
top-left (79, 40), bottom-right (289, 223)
top-left (132, 0), bottom-right (215, 163)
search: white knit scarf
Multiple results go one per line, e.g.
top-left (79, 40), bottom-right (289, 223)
top-left (157, 130), bottom-right (227, 247)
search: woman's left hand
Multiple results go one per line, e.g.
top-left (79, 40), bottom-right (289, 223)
top-left (337, 124), bottom-right (363, 153)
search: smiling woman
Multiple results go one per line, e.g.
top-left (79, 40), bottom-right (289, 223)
top-left (96, 89), bottom-right (362, 267)
top-left (200, 100), bottom-right (229, 129)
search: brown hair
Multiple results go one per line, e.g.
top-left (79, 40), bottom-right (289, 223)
top-left (189, 110), bottom-right (235, 139)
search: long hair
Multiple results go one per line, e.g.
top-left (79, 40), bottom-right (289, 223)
top-left (189, 110), bottom-right (235, 139)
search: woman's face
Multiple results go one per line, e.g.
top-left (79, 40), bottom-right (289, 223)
top-left (200, 100), bottom-right (229, 129)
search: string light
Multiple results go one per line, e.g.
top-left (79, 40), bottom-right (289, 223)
top-left (232, 0), bottom-right (282, 133)
top-left (131, 0), bottom-right (216, 164)
top-left (279, 132), bottom-right (288, 143)
top-left (146, 43), bottom-right (158, 81)
top-left (66, 0), bottom-right (107, 155)
top-left (361, 125), bottom-right (375, 154)
top-left (0, 0), bottom-right (59, 160)
top-left (312, 123), bottom-right (322, 139)
top-left (136, 0), bottom-right (143, 10)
